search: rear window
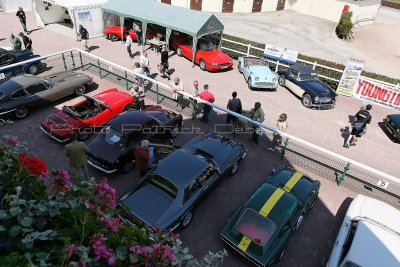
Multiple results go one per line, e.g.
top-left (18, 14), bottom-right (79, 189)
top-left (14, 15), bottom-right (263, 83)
top-left (236, 209), bottom-right (276, 246)
top-left (299, 72), bottom-right (318, 81)
top-left (147, 174), bottom-right (178, 199)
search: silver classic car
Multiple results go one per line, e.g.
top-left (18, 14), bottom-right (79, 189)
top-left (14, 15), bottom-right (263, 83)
top-left (0, 71), bottom-right (92, 119)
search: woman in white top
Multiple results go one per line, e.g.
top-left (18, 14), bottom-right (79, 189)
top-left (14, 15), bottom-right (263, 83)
top-left (268, 113), bottom-right (288, 151)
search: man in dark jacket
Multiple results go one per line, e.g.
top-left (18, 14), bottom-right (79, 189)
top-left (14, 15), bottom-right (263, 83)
top-left (344, 104), bottom-right (372, 148)
top-left (18, 32), bottom-right (32, 50)
top-left (16, 7), bottom-right (28, 34)
top-left (134, 140), bottom-right (151, 177)
top-left (65, 132), bottom-right (90, 180)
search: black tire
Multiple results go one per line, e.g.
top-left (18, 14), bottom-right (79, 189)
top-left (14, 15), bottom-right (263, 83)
top-left (301, 94), bottom-right (312, 108)
top-left (238, 62), bottom-right (242, 73)
top-left (199, 59), bottom-right (207, 71)
top-left (14, 107), bottom-right (29, 120)
top-left (247, 77), bottom-right (252, 90)
top-left (229, 159), bottom-right (240, 176)
top-left (181, 211), bottom-right (194, 228)
top-left (28, 64), bottom-right (38, 75)
top-left (119, 161), bottom-right (134, 173)
top-left (122, 104), bottom-right (132, 112)
top-left (278, 75), bottom-right (286, 86)
top-left (78, 127), bottom-right (92, 141)
top-left (109, 33), bottom-right (119, 42)
top-left (169, 123), bottom-right (180, 138)
top-left (74, 84), bottom-right (87, 95)
top-left (308, 195), bottom-right (318, 212)
top-left (177, 47), bottom-right (183, 57)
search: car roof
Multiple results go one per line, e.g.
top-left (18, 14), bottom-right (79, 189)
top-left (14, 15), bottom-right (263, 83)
top-left (345, 220), bottom-right (400, 267)
top-left (108, 111), bottom-right (153, 133)
top-left (0, 75), bottom-right (42, 94)
top-left (288, 64), bottom-right (316, 74)
top-left (152, 150), bottom-right (209, 187)
top-left (388, 114), bottom-right (400, 126)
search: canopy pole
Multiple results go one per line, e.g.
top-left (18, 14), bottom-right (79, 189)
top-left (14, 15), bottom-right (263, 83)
top-left (70, 8), bottom-right (78, 41)
top-left (218, 31), bottom-right (223, 51)
top-left (166, 28), bottom-right (171, 51)
top-left (142, 22), bottom-right (147, 51)
top-left (192, 36), bottom-right (198, 68)
top-left (120, 16), bottom-right (124, 44)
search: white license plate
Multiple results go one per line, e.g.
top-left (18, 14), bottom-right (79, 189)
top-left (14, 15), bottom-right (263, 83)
top-left (221, 66), bottom-right (228, 69)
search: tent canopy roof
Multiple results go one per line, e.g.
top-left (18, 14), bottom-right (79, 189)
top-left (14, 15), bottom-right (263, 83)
top-left (102, 0), bottom-right (224, 37)
top-left (45, 0), bottom-right (107, 9)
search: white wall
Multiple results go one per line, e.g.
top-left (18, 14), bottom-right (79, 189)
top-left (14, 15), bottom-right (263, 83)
top-left (34, 0), bottom-right (65, 24)
top-left (233, 0), bottom-right (252, 13)
top-left (262, 0), bottom-right (279, 12)
top-left (202, 0), bottom-right (222, 12)
top-left (72, 6), bottom-right (104, 38)
top-left (171, 0), bottom-right (189, 8)
top-left (0, 0), bottom-right (32, 13)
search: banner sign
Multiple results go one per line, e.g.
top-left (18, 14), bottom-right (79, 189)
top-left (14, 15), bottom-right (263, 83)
top-left (264, 44), bottom-right (298, 64)
top-left (337, 57), bottom-right (365, 97)
top-left (353, 77), bottom-right (400, 112)
top-left (78, 11), bottom-right (91, 21)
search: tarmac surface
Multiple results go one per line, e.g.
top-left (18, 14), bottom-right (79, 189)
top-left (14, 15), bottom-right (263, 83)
top-left (0, 10), bottom-right (399, 267)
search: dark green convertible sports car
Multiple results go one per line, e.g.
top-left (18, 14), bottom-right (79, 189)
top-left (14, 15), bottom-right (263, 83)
top-left (220, 165), bottom-right (320, 266)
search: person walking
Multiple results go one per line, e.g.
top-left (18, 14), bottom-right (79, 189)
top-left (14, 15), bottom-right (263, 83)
top-left (344, 104), bottom-right (372, 148)
top-left (65, 132), bottom-right (90, 180)
top-left (159, 45), bottom-right (170, 79)
top-left (226, 91), bottom-right (242, 127)
top-left (9, 33), bottom-right (21, 51)
top-left (148, 147), bottom-right (160, 168)
top-left (244, 102), bottom-right (265, 146)
top-left (140, 51), bottom-right (151, 77)
top-left (18, 32), bottom-right (32, 50)
top-left (130, 83), bottom-right (145, 110)
top-left (169, 77), bottom-right (184, 111)
top-left (268, 113), bottom-right (288, 151)
top-left (16, 7), bottom-right (28, 34)
top-left (199, 84), bottom-right (215, 123)
top-left (126, 31), bottom-right (134, 59)
top-left (132, 62), bottom-right (144, 84)
top-left (78, 25), bottom-right (89, 52)
top-left (135, 140), bottom-right (151, 177)
top-left (190, 80), bottom-right (200, 119)
top-left (133, 21), bottom-right (143, 46)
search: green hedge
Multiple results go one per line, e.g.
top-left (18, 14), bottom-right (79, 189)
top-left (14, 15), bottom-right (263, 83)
top-left (336, 12), bottom-right (353, 39)
top-left (221, 34), bottom-right (400, 90)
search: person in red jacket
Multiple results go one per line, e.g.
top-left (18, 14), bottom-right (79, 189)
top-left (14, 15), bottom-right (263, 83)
top-left (134, 140), bottom-right (151, 177)
top-left (199, 84), bottom-right (215, 123)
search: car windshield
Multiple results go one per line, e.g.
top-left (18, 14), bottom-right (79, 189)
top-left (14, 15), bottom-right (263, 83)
top-left (198, 41), bottom-right (214, 51)
top-left (100, 127), bottom-right (127, 148)
top-left (146, 174), bottom-right (178, 199)
top-left (235, 208), bottom-right (276, 247)
top-left (299, 72), bottom-right (318, 81)
top-left (247, 58), bottom-right (269, 67)
top-left (42, 79), bottom-right (53, 88)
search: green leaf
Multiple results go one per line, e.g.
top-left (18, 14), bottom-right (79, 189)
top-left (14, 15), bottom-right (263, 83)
top-left (21, 216), bottom-right (33, 227)
top-left (9, 225), bottom-right (21, 238)
top-left (116, 247), bottom-right (126, 260)
top-left (38, 204), bottom-right (47, 212)
top-left (68, 199), bottom-right (77, 209)
top-left (35, 217), bottom-right (47, 230)
top-left (0, 210), bottom-right (7, 219)
top-left (0, 225), bottom-right (5, 231)
top-left (10, 207), bottom-right (21, 216)
top-left (49, 208), bottom-right (60, 217)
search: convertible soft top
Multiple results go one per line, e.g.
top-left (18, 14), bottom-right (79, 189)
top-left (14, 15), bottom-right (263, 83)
top-left (289, 64), bottom-right (316, 74)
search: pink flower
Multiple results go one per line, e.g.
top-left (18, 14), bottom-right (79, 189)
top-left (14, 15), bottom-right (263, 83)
top-left (62, 244), bottom-right (77, 253)
top-left (108, 256), bottom-right (116, 265)
top-left (6, 136), bottom-right (19, 146)
top-left (99, 217), bottom-right (124, 233)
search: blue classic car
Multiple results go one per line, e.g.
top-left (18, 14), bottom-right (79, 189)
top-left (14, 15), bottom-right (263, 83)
top-left (278, 65), bottom-right (338, 109)
top-left (0, 48), bottom-right (42, 82)
top-left (238, 57), bottom-right (278, 90)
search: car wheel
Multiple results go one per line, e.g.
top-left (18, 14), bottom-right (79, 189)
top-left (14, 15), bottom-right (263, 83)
top-left (74, 84), bottom-right (87, 95)
top-left (177, 47), bottom-right (183, 57)
top-left (308, 196), bottom-right (318, 212)
top-left (122, 104), bottom-right (132, 112)
top-left (199, 59), bottom-right (207, 71)
top-left (294, 215), bottom-right (304, 231)
top-left (229, 159), bottom-right (240, 176)
top-left (247, 77), bottom-right (253, 90)
top-left (238, 62), bottom-right (242, 73)
top-left (78, 127), bottom-right (92, 141)
top-left (169, 123), bottom-right (180, 138)
top-left (301, 94), bottom-right (312, 108)
top-left (278, 75), bottom-right (286, 86)
top-left (14, 107), bottom-right (29, 120)
top-left (28, 64), bottom-right (38, 75)
top-left (120, 161), bottom-right (134, 173)
top-left (181, 211), bottom-right (194, 228)
top-left (109, 33), bottom-right (119, 42)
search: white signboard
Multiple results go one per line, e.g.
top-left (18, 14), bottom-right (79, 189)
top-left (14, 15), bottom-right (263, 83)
top-left (337, 57), bottom-right (365, 97)
top-left (377, 179), bottom-right (389, 189)
top-left (264, 44), bottom-right (298, 64)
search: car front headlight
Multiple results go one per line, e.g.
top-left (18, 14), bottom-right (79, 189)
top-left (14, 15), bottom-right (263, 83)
top-left (272, 78), bottom-right (277, 82)
top-left (211, 62), bottom-right (218, 66)
top-left (314, 97), bottom-right (319, 102)
top-left (229, 60), bottom-right (232, 64)
top-left (386, 116), bottom-right (390, 122)
top-left (255, 77), bottom-right (259, 81)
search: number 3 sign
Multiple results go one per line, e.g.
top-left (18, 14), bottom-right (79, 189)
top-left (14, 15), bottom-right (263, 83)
top-left (377, 179), bottom-right (389, 189)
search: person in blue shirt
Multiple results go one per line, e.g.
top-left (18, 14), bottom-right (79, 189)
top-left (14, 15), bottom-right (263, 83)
top-left (148, 147), bottom-right (160, 168)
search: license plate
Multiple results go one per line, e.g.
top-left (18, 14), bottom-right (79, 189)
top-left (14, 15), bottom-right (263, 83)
top-left (385, 124), bottom-right (393, 134)
top-left (221, 66), bottom-right (228, 69)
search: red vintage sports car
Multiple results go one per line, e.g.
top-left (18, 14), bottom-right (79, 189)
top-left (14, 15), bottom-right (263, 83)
top-left (40, 89), bottom-right (134, 142)
top-left (171, 37), bottom-right (233, 71)
top-left (103, 26), bottom-right (157, 42)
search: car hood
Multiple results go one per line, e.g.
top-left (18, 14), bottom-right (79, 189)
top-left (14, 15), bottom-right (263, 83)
top-left (249, 66), bottom-right (276, 79)
top-left (121, 184), bottom-right (174, 227)
top-left (104, 25), bottom-right (124, 32)
top-left (300, 80), bottom-right (336, 97)
top-left (44, 71), bottom-right (90, 84)
top-left (202, 49), bottom-right (232, 63)
top-left (88, 137), bottom-right (123, 164)
top-left (11, 50), bottom-right (33, 59)
top-left (388, 114), bottom-right (400, 126)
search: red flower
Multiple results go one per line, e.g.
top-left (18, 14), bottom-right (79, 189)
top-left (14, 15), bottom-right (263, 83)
top-left (18, 153), bottom-right (48, 179)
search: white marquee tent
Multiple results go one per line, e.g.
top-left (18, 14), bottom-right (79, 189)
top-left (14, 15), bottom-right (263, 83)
top-left (32, 0), bottom-right (107, 39)
top-left (0, 0), bottom-right (32, 13)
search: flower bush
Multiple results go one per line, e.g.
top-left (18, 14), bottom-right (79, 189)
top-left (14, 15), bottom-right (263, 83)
top-left (0, 136), bottom-right (227, 266)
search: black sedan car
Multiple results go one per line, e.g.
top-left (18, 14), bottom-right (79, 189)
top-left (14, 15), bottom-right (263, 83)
top-left (0, 48), bottom-right (41, 80)
top-left (383, 114), bottom-right (400, 142)
top-left (0, 71), bottom-right (92, 119)
top-left (118, 132), bottom-right (246, 231)
top-left (278, 65), bottom-right (338, 109)
top-left (87, 106), bottom-right (183, 173)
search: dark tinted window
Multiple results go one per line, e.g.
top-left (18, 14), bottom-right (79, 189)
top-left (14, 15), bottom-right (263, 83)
top-left (197, 168), bottom-right (216, 186)
top-left (343, 261), bottom-right (361, 267)
top-left (10, 89), bottom-right (28, 99)
top-left (147, 174), bottom-right (178, 199)
top-left (183, 180), bottom-right (201, 203)
top-left (25, 83), bottom-right (48, 95)
top-left (0, 52), bottom-right (12, 64)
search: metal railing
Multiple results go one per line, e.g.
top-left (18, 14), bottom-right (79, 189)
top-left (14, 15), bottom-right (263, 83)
top-left (1, 48), bottom-right (400, 208)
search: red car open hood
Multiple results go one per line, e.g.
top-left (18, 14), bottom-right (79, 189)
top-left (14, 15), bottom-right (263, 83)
top-left (202, 49), bottom-right (232, 64)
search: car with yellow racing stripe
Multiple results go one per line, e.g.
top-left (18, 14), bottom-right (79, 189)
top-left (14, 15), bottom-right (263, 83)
top-left (220, 165), bottom-right (320, 266)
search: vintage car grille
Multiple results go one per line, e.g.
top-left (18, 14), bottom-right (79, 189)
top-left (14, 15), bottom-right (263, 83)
top-left (319, 97), bottom-right (333, 103)
top-left (218, 62), bottom-right (231, 66)
top-left (255, 82), bottom-right (275, 87)
top-left (88, 154), bottom-right (111, 170)
top-left (46, 114), bottom-right (68, 128)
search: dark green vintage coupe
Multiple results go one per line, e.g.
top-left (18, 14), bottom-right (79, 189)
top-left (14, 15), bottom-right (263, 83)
top-left (220, 165), bottom-right (320, 266)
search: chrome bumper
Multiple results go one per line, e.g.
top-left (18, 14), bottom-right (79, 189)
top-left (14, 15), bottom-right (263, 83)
top-left (40, 126), bottom-right (68, 143)
top-left (87, 159), bottom-right (117, 174)
top-left (0, 109), bottom-right (15, 116)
